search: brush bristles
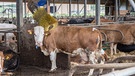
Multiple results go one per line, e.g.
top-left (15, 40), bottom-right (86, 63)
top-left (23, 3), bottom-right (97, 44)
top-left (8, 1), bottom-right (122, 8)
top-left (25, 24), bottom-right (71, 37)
top-left (33, 8), bottom-right (58, 31)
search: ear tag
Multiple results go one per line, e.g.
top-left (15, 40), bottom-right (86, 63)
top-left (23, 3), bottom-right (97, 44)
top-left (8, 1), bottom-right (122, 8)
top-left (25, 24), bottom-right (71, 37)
top-left (28, 30), bottom-right (32, 34)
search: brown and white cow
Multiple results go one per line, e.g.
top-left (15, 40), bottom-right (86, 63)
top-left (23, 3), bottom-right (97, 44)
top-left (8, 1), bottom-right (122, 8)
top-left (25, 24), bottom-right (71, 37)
top-left (33, 25), bottom-right (105, 75)
top-left (91, 18), bottom-right (113, 23)
top-left (0, 23), bottom-right (17, 43)
top-left (97, 23), bottom-right (135, 55)
top-left (0, 23), bottom-right (17, 53)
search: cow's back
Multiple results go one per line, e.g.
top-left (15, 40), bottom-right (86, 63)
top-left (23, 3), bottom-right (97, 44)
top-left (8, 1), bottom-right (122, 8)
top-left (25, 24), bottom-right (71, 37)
top-left (112, 24), bottom-right (134, 44)
top-left (99, 24), bottom-right (135, 44)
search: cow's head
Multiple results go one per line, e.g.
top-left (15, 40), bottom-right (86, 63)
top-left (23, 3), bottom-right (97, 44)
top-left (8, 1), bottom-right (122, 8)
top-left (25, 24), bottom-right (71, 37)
top-left (33, 26), bottom-right (45, 48)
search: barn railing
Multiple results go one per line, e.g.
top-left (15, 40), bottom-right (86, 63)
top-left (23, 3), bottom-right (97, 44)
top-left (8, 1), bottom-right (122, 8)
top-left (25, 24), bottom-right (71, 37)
top-left (68, 55), bottom-right (135, 76)
top-left (0, 28), bottom-right (17, 44)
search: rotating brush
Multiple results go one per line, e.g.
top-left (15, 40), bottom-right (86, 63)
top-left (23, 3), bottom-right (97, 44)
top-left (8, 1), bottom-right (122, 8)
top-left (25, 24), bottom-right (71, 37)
top-left (33, 7), bottom-right (58, 31)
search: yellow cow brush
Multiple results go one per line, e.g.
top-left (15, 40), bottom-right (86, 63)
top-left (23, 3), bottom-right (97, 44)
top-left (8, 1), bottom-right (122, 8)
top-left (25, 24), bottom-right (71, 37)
top-left (33, 8), bottom-right (58, 31)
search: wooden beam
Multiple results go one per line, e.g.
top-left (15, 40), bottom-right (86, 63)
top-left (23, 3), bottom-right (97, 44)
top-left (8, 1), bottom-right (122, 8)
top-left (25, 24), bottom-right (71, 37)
top-left (69, 62), bottom-right (135, 76)
top-left (72, 63), bottom-right (135, 69)
top-left (101, 67), bottom-right (135, 76)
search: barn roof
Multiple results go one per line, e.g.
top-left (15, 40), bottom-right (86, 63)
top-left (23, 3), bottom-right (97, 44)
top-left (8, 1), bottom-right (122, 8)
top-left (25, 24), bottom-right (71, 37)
top-left (0, 0), bottom-right (113, 4)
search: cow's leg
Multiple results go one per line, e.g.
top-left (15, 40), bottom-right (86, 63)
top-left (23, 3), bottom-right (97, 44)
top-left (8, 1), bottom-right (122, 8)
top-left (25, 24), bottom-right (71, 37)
top-left (72, 48), bottom-right (88, 63)
top-left (98, 58), bottom-right (104, 75)
top-left (49, 49), bottom-right (57, 72)
top-left (40, 46), bottom-right (49, 56)
top-left (98, 49), bottom-right (105, 75)
top-left (88, 69), bottom-right (94, 76)
top-left (88, 51), bottom-right (96, 76)
top-left (113, 43), bottom-right (117, 54)
top-left (80, 50), bottom-right (89, 64)
top-left (110, 43), bottom-right (114, 55)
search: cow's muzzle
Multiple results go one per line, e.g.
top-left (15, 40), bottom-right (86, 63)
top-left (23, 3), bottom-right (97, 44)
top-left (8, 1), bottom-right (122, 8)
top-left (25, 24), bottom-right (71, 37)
top-left (35, 45), bottom-right (40, 49)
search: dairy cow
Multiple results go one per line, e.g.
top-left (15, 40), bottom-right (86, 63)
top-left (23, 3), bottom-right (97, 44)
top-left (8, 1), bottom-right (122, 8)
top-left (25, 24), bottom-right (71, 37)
top-left (0, 23), bottom-right (16, 44)
top-left (97, 23), bottom-right (135, 55)
top-left (33, 25), bottom-right (104, 75)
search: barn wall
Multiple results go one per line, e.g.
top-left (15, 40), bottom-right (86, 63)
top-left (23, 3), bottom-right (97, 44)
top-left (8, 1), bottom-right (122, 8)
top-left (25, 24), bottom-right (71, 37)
top-left (19, 24), bottom-right (70, 69)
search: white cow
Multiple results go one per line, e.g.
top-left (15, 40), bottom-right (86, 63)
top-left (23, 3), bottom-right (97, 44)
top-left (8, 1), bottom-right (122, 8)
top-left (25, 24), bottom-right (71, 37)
top-left (0, 23), bottom-right (17, 51)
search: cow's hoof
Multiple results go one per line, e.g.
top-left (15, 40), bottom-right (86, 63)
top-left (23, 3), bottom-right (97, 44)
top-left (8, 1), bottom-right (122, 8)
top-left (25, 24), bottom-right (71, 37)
top-left (49, 68), bottom-right (57, 72)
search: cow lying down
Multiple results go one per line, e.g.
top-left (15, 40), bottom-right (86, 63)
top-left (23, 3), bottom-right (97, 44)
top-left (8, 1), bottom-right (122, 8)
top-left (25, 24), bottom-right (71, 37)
top-left (32, 26), bottom-right (106, 75)
top-left (117, 43), bottom-right (135, 52)
top-left (0, 23), bottom-right (17, 48)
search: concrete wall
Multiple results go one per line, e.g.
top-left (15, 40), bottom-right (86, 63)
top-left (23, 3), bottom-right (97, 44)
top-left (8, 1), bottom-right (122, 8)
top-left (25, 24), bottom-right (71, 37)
top-left (19, 24), bottom-right (70, 69)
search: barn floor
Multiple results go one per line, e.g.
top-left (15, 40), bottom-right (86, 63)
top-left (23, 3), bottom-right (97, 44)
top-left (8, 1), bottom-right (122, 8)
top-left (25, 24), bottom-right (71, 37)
top-left (5, 65), bottom-right (114, 76)
top-left (3, 62), bottom-right (135, 76)
top-left (14, 65), bottom-right (69, 76)
top-left (13, 65), bottom-right (91, 76)
top-left (3, 51), bottom-right (135, 76)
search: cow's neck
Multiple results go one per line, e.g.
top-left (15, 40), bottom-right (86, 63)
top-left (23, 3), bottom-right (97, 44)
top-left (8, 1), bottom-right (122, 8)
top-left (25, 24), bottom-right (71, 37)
top-left (40, 46), bottom-right (49, 56)
top-left (44, 30), bottom-right (51, 36)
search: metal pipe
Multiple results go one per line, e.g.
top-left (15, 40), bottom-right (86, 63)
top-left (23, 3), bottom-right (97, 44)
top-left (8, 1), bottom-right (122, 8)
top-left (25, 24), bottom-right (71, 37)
top-left (47, 0), bottom-right (50, 14)
top-left (16, 0), bottom-right (23, 53)
top-left (95, 0), bottom-right (100, 25)
top-left (3, 2), bottom-right (4, 17)
top-left (77, 0), bottom-right (79, 16)
top-left (84, 0), bottom-right (87, 18)
top-left (128, 0), bottom-right (135, 11)
top-left (24, 0), bottom-right (27, 18)
top-left (53, 0), bottom-right (56, 17)
top-left (101, 67), bottom-right (135, 76)
top-left (115, 0), bottom-right (118, 21)
top-left (69, 0), bottom-right (72, 17)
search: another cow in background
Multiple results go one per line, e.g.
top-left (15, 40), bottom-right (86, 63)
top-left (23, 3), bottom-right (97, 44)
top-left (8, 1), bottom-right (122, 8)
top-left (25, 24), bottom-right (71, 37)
top-left (97, 23), bottom-right (135, 55)
top-left (0, 23), bottom-right (16, 44)
top-left (91, 17), bottom-right (113, 23)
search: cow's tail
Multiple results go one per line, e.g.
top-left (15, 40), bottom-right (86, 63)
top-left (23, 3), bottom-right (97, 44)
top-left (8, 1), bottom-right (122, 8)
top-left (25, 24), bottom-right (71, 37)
top-left (97, 31), bottom-right (103, 51)
top-left (98, 31), bottom-right (109, 61)
top-left (93, 28), bottom-right (102, 51)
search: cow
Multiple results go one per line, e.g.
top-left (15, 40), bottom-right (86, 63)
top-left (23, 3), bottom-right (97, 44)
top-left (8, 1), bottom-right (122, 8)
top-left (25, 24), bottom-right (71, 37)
top-left (58, 18), bottom-right (69, 25)
top-left (0, 43), bottom-right (19, 72)
top-left (32, 25), bottom-right (105, 75)
top-left (65, 18), bottom-right (94, 24)
top-left (91, 18), bottom-right (113, 23)
top-left (0, 23), bottom-right (17, 44)
top-left (0, 23), bottom-right (17, 49)
top-left (0, 51), bottom-right (4, 73)
top-left (97, 23), bottom-right (135, 55)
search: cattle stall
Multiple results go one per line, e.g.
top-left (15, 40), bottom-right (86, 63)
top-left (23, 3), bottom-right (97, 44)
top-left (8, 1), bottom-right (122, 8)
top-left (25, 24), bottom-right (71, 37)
top-left (14, 22), bottom-right (135, 76)
top-left (0, 27), bottom-right (19, 75)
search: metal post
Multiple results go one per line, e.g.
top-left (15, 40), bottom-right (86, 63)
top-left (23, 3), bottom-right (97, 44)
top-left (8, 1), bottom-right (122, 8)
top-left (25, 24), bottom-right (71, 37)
top-left (77, 0), bottom-right (79, 16)
top-left (24, 0), bottom-right (27, 18)
top-left (84, 0), bottom-right (87, 18)
top-left (128, 0), bottom-right (135, 11)
top-left (16, 0), bottom-right (23, 53)
top-left (53, 0), bottom-right (56, 17)
top-left (115, 0), bottom-right (118, 21)
top-left (47, 0), bottom-right (50, 14)
top-left (69, 0), bottom-right (71, 17)
top-left (95, 0), bottom-right (100, 25)
top-left (3, 2), bottom-right (4, 17)
top-left (8, 9), bottom-right (9, 18)
top-left (118, 0), bottom-right (120, 15)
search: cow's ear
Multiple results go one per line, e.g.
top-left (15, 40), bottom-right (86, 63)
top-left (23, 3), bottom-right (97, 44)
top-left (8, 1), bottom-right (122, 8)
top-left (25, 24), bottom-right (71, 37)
top-left (27, 30), bottom-right (33, 35)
